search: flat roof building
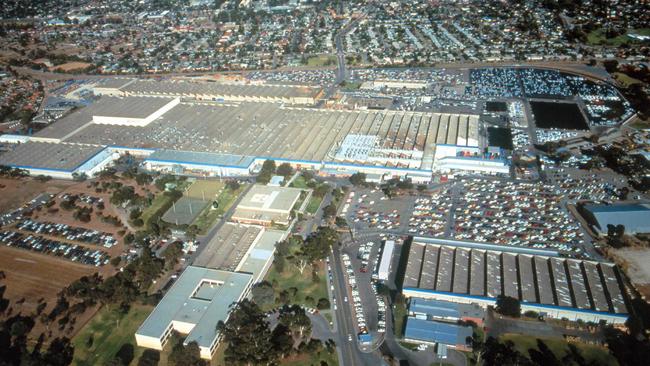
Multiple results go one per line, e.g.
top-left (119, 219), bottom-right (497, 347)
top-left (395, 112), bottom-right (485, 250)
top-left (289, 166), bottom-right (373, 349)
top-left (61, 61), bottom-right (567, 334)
top-left (580, 203), bottom-right (650, 235)
top-left (401, 239), bottom-right (629, 324)
top-left (377, 240), bottom-right (395, 281)
top-left (231, 185), bottom-right (302, 226)
top-left (135, 266), bottom-right (252, 359)
top-left (404, 317), bottom-right (472, 349)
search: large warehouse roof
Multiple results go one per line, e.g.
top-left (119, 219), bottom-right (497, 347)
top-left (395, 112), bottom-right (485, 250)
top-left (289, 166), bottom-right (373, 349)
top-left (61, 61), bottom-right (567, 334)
top-left (34, 94), bottom-right (478, 170)
top-left (0, 141), bottom-right (104, 171)
top-left (402, 241), bottom-right (628, 315)
top-left (583, 203), bottom-right (650, 234)
top-left (121, 79), bottom-right (322, 99)
top-left (146, 149), bottom-right (255, 169)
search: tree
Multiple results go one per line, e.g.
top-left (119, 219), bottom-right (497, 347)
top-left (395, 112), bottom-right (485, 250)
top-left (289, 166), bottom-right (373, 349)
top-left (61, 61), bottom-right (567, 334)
top-left (251, 281), bottom-right (275, 307)
top-left (349, 173), bottom-right (366, 186)
top-left (278, 304), bottom-right (312, 340)
top-left (217, 300), bottom-right (279, 366)
top-left (495, 295), bottom-right (521, 317)
top-left (276, 163), bottom-right (294, 179)
top-left (322, 203), bottom-right (337, 219)
top-left (137, 349), bottom-right (160, 366)
top-left (313, 183), bottom-right (330, 198)
top-left (225, 180), bottom-right (240, 191)
top-left (168, 340), bottom-right (206, 366)
top-left (163, 241), bottom-right (183, 270)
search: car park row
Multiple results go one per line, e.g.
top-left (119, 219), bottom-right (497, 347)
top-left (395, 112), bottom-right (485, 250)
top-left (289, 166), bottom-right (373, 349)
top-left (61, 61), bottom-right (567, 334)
top-left (0, 230), bottom-right (110, 266)
top-left (16, 219), bottom-right (117, 248)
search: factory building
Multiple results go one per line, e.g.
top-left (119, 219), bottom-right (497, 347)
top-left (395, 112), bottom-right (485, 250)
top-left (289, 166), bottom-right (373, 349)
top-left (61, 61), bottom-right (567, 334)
top-left (2, 77), bottom-right (509, 181)
top-left (579, 203), bottom-right (650, 235)
top-left (401, 238), bottom-right (629, 324)
top-left (231, 185), bottom-right (302, 226)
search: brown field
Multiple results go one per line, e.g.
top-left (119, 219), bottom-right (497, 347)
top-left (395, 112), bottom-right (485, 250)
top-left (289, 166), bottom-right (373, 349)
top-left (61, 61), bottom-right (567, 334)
top-left (50, 61), bottom-right (92, 72)
top-left (0, 177), bottom-right (76, 214)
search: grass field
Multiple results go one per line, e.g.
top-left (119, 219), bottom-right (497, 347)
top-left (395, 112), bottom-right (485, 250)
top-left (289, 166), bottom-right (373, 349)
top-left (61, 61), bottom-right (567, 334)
top-left (393, 300), bottom-right (408, 338)
top-left (192, 184), bottom-right (247, 234)
top-left (306, 55), bottom-right (337, 67)
top-left (72, 304), bottom-right (154, 366)
top-left (612, 72), bottom-right (643, 87)
top-left (289, 175), bottom-right (309, 189)
top-left (305, 195), bottom-right (323, 215)
top-left (141, 192), bottom-right (177, 226)
top-left (587, 28), bottom-right (650, 46)
top-left (185, 180), bottom-right (224, 199)
top-left (499, 333), bottom-right (618, 366)
top-left (280, 347), bottom-right (338, 366)
top-left (263, 241), bottom-right (329, 311)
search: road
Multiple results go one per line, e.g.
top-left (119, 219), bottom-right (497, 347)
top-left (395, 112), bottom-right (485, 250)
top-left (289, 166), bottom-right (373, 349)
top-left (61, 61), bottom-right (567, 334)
top-left (330, 243), bottom-right (384, 366)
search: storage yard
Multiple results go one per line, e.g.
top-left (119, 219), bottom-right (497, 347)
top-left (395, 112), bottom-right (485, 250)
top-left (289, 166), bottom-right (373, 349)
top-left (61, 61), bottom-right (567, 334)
top-left (402, 239), bottom-right (629, 323)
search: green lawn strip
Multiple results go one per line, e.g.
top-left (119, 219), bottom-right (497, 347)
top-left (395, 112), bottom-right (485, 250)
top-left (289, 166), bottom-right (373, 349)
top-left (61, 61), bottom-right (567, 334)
top-left (141, 193), bottom-right (177, 226)
top-left (399, 341), bottom-right (420, 351)
top-left (72, 304), bottom-right (154, 366)
top-left (393, 301), bottom-right (408, 338)
top-left (306, 55), bottom-right (336, 67)
top-left (612, 72), bottom-right (643, 87)
top-left (499, 333), bottom-right (618, 366)
top-left (279, 347), bottom-right (338, 366)
top-left (587, 28), bottom-right (650, 46)
top-left (289, 175), bottom-right (309, 189)
top-left (305, 195), bottom-right (323, 215)
top-left (192, 185), bottom-right (247, 234)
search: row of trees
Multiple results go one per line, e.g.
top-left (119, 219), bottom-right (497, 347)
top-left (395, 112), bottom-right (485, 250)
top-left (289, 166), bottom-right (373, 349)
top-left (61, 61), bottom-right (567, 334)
top-left (256, 160), bottom-right (296, 184)
top-left (217, 299), bottom-right (335, 366)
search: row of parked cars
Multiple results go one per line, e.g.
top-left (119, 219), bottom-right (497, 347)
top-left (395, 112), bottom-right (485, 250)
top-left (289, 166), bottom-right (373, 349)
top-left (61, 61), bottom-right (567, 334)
top-left (409, 189), bottom-right (452, 237)
top-left (451, 178), bottom-right (585, 250)
top-left (0, 231), bottom-right (110, 266)
top-left (17, 219), bottom-right (117, 248)
top-left (342, 253), bottom-right (367, 333)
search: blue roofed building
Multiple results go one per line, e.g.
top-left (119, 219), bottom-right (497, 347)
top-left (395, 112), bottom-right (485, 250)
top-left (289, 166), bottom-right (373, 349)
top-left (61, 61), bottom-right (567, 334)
top-left (404, 317), bottom-right (473, 350)
top-left (409, 298), bottom-right (484, 325)
top-left (581, 203), bottom-right (650, 235)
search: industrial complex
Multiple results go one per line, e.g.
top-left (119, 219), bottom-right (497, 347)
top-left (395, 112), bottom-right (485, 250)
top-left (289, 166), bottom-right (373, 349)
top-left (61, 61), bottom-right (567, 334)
top-left (135, 202), bottom-right (287, 359)
top-left (0, 78), bottom-right (509, 181)
top-left (401, 237), bottom-right (629, 324)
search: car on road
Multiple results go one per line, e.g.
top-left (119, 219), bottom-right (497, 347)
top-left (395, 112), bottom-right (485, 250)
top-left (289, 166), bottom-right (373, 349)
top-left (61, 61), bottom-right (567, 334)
top-left (348, 334), bottom-right (352, 341)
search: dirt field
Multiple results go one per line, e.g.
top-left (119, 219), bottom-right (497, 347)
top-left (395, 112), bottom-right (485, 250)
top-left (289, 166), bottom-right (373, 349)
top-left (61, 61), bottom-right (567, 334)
top-left (50, 61), bottom-right (92, 72)
top-left (0, 178), bottom-right (76, 214)
top-left (612, 248), bottom-right (650, 298)
top-left (0, 246), bottom-right (94, 309)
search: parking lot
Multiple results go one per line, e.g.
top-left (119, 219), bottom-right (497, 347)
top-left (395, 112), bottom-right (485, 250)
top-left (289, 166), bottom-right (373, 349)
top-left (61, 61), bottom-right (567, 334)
top-left (343, 189), bottom-right (414, 233)
top-left (0, 230), bottom-right (110, 266)
top-left (16, 219), bottom-right (117, 248)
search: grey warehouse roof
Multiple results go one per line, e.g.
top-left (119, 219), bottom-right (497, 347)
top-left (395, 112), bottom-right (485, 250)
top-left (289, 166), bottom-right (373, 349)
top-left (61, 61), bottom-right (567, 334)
top-left (583, 203), bottom-right (650, 234)
top-left (136, 266), bottom-right (252, 350)
top-left (146, 149), bottom-right (255, 168)
top-left (403, 241), bottom-right (628, 315)
top-left (0, 142), bottom-right (104, 171)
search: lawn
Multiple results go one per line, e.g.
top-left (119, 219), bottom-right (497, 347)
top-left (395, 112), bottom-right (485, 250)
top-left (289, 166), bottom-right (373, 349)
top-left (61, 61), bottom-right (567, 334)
top-left (141, 192), bottom-right (177, 226)
top-left (306, 54), bottom-right (337, 67)
top-left (289, 175), bottom-right (309, 189)
top-left (305, 195), bottom-right (323, 215)
top-left (280, 347), bottom-right (338, 366)
top-left (72, 304), bottom-right (154, 366)
top-left (192, 184), bottom-right (247, 234)
top-left (393, 301), bottom-right (408, 338)
top-left (587, 28), bottom-right (650, 46)
top-left (499, 333), bottom-right (618, 366)
top-left (263, 241), bottom-right (329, 312)
top-left (612, 72), bottom-right (643, 88)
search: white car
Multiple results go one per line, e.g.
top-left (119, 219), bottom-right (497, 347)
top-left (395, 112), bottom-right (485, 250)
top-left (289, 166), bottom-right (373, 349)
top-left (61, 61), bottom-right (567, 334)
top-left (348, 334), bottom-right (353, 341)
